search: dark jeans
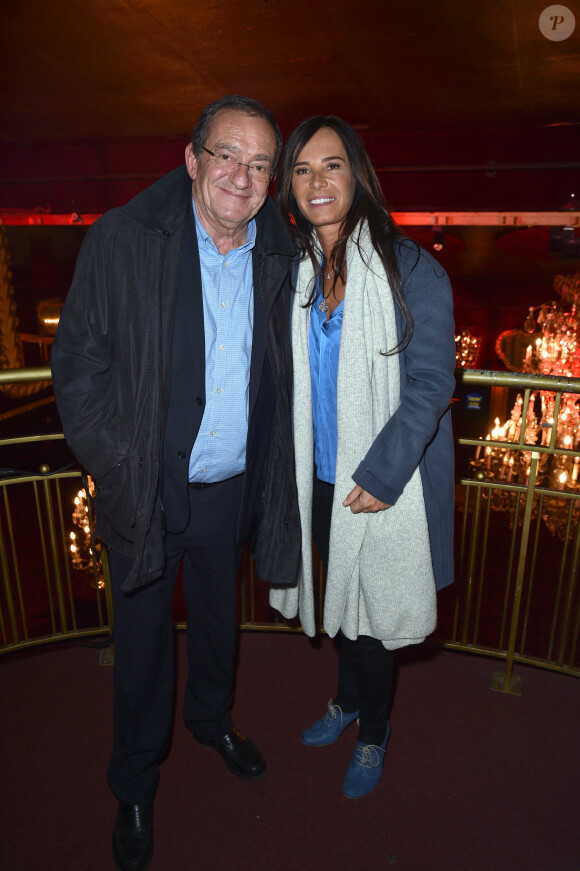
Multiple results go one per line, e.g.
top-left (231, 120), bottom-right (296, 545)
top-left (107, 474), bottom-right (244, 805)
top-left (312, 475), bottom-right (393, 746)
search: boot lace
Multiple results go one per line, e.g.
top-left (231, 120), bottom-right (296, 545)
top-left (353, 743), bottom-right (385, 768)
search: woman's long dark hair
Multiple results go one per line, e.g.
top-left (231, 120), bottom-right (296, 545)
top-left (276, 115), bottom-right (414, 352)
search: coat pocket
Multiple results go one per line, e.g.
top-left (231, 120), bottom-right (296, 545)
top-left (94, 453), bottom-right (144, 543)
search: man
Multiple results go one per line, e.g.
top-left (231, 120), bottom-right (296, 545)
top-left (51, 95), bottom-right (299, 871)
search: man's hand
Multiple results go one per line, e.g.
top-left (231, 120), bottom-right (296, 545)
top-left (342, 485), bottom-right (390, 514)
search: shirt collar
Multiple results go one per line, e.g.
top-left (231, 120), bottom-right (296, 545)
top-left (191, 197), bottom-right (256, 254)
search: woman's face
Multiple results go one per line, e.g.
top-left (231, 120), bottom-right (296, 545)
top-left (291, 127), bottom-right (356, 239)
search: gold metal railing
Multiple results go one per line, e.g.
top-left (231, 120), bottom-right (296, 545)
top-left (1, 367), bottom-right (579, 692)
top-left (450, 369), bottom-right (580, 691)
top-left (0, 461), bottom-right (113, 652)
top-left (1, 366), bottom-right (114, 656)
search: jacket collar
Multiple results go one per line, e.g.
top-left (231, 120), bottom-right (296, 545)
top-left (121, 166), bottom-right (191, 234)
top-left (253, 196), bottom-right (296, 258)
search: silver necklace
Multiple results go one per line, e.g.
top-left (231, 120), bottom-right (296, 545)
top-left (318, 258), bottom-right (334, 312)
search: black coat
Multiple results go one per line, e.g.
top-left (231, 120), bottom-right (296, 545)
top-left (51, 165), bottom-right (300, 591)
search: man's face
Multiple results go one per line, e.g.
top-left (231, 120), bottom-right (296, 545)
top-left (185, 109), bottom-right (277, 240)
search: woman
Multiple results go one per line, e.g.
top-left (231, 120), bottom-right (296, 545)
top-left (269, 117), bottom-right (455, 799)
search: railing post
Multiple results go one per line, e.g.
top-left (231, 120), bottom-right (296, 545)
top-left (490, 451), bottom-right (540, 694)
top-left (40, 470), bottom-right (69, 635)
top-left (0, 502), bottom-right (19, 644)
top-left (557, 517), bottom-right (580, 667)
top-left (461, 483), bottom-right (483, 646)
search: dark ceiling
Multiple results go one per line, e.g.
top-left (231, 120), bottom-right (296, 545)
top-left (1, 0), bottom-right (579, 143)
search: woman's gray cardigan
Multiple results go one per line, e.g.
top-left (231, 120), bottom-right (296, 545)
top-left (352, 237), bottom-right (456, 592)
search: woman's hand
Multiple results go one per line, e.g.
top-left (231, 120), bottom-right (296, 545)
top-left (342, 485), bottom-right (390, 514)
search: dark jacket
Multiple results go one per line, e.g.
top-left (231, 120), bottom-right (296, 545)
top-left (51, 165), bottom-right (301, 591)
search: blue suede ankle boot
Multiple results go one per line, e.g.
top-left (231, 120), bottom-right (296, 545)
top-left (300, 700), bottom-right (359, 747)
top-left (342, 722), bottom-right (391, 798)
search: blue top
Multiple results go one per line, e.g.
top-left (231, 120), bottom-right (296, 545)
top-left (188, 198), bottom-right (256, 483)
top-left (309, 286), bottom-right (344, 484)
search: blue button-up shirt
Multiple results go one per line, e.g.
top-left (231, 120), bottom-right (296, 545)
top-left (188, 200), bottom-right (256, 482)
top-left (309, 292), bottom-right (344, 484)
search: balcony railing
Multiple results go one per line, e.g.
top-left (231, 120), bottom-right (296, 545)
top-left (1, 366), bottom-right (579, 692)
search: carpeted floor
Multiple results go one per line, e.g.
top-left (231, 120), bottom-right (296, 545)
top-left (1, 632), bottom-right (579, 871)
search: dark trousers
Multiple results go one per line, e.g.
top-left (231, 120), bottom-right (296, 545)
top-left (312, 476), bottom-right (393, 746)
top-left (107, 474), bottom-right (244, 806)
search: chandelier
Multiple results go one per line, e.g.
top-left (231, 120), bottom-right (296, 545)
top-left (69, 476), bottom-right (104, 587)
top-left (471, 272), bottom-right (580, 539)
top-left (455, 328), bottom-right (481, 369)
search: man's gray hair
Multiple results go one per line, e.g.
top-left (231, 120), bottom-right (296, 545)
top-left (191, 95), bottom-right (283, 166)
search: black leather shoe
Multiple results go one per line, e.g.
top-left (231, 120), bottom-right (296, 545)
top-left (194, 724), bottom-right (266, 779)
top-left (112, 803), bottom-right (154, 871)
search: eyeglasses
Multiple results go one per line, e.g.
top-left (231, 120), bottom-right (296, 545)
top-left (202, 147), bottom-right (277, 183)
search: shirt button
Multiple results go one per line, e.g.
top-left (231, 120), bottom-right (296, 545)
top-left (218, 344), bottom-right (224, 351)
top-left (221, 301), bottom-right (227, 308)
top-left (216, 388), bottom-right (222, 394)
top-left (177, 451), bottom-right (186, 460)
top-left (196, 396), bottom-right (203, 406)
top-left (210, 430), bottom-right (216, 436)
